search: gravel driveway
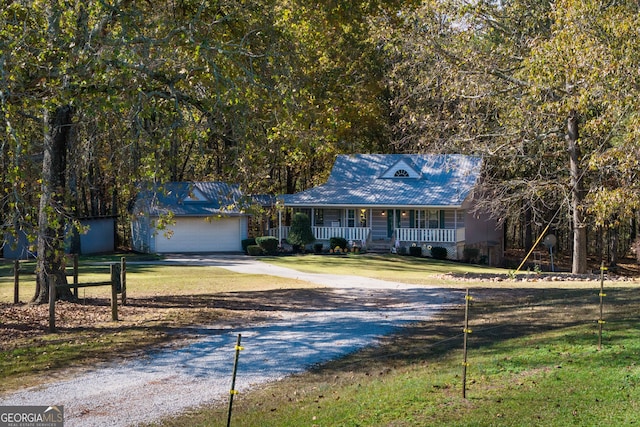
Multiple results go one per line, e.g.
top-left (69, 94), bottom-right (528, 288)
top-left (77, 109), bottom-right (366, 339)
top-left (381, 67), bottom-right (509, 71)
top-left (0, 255), bottom-right (458, 427)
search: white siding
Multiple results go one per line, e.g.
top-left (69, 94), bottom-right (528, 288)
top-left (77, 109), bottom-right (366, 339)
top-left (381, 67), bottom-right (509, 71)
top-left (154, 217), bottom-right (244, 253)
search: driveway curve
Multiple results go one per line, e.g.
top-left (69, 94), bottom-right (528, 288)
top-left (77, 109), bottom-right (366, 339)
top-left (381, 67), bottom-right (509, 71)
top-left (0, 255), bottom-right (459, 427)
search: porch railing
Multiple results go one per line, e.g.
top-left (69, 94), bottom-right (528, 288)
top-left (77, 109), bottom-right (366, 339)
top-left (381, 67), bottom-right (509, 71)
top-left (269, 226), bottom-right (370, 242)
top-left (313, 226), bottom-right (370, 242)
top-left (395, 228), bottom-right (460, 243)
top-left (270, 226), bottom-right (463, 244)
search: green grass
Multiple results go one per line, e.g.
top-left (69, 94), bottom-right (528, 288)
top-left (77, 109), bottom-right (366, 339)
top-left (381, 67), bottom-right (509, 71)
top-left (263, 253), bottom-right (503, 278)
top-left (2, 253), bottom-right (639, 425)
top-left (0, 328), bottom-right (167, 385)
top-left (261, 253), bottom-right (635, 287)
top-left (0, 254), bottom-right (313, 303)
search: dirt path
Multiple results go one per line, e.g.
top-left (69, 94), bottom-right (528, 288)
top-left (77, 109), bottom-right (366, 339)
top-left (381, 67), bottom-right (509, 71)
top-left (0, 256), bottom-right (457, 427)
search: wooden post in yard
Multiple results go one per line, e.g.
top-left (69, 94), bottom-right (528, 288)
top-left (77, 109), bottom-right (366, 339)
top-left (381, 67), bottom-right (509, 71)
top-left (121, 257), bottom-right (127, 305)
top-left (73, 254), bottom-right (79, 298)
top-left (110, 264), bottom-right (119, 321)
top-left (49, 275), bottom-right (56, 333)
top-left (13, 260), bottom-right (19, 304)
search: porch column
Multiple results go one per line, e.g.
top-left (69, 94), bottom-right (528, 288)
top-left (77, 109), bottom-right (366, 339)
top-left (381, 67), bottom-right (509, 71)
top-left (454, 209), bottom-right (458, 241)
top-left (368, 208), bottom-right (373, 245)
top-left (278, 209), bottom-right (282, 246)
top-left (393, 210), bottom-right (397, 237)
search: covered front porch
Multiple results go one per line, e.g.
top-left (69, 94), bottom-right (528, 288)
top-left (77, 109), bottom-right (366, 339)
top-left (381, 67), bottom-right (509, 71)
top-left (269, 207), bottom-right (465, 253)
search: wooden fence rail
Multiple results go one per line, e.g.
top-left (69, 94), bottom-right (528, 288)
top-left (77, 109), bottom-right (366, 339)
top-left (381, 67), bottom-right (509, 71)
top-left (10, 255), bottom-right (127, 333)
top-left (12, 255), bottom-right (127, 306)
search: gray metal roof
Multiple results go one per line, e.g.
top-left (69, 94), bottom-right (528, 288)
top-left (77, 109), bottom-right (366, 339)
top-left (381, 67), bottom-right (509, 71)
top-left (133, 182), bottom-right (249, 217)
top-left (281, 154), bottom-right (482, 207)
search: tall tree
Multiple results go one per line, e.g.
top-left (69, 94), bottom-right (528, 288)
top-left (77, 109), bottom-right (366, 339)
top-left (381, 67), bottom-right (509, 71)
top-left (34, 106), bottom-right (75, 303)
top-left (379, 0), bottom-right (640, 270)
top-left (567, 111), bottom-right (587, 274)
top-left (2, 0), bottom-right (279, 302)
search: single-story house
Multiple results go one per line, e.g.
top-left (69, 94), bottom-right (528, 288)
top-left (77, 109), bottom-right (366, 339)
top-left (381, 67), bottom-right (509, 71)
top-left (130, 182), bottom-right (253, 253)
top-left (275, 154), bottom-right (503, 264)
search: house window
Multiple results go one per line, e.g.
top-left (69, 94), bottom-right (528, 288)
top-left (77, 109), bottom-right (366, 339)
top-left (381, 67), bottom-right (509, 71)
top-left (347, 209), bottom-right (356, 227)
top-left (413, 210), bottom-right (440, 228)
top-left (314, 209), bottom-right (324, 226)
top-left (415, 210), bottom-right (426, 228)
top-left (394, 169), bottom-right (410, 177)
top-left (428, 209), bottom-right (440, 228)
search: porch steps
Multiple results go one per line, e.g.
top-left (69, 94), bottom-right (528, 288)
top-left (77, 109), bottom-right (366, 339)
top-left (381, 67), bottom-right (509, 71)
top-left (367, 240), bottom-right (391, 254)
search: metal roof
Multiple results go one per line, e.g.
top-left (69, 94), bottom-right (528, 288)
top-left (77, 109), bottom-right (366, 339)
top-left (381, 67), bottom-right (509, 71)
top-left (133, 182), bottom-right (248, 217)
top-left (281, 154), bottom-right (482, 207)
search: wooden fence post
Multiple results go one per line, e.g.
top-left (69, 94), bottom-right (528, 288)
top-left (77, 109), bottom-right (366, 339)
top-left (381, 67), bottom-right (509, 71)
top-left (73, 254), bottom-right (79, 298)
top-left (121, 257), bottom-right (127, 305)
top-left (110, 264), bottom-right (119, 321)
top-left (13, 260), bottom-right (19, 304)
top-left (49, 275), bottom-right (56, 333)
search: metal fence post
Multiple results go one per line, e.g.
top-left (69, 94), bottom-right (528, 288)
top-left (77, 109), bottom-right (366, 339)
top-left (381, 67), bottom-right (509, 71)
top-left (598, 261), bottom-right (607, 351)
top-left (462, 289), bottom-right (472, 399)
top-left (227, 334), bottom-right (244, 427)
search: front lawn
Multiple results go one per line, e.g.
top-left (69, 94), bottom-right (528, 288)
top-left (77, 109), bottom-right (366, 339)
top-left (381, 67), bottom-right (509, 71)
top-left (261, 253), bottom-right (638, 287)
top-left (1, 253), bottom-right (638, 426)
top-left (152, 286), bottom-right (640, 427)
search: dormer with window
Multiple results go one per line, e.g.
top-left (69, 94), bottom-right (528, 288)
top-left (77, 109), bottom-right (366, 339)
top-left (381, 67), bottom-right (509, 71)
top-left (381, 159), bottom-right (421, 179)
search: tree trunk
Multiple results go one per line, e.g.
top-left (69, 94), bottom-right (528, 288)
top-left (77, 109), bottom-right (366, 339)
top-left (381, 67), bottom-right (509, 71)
top-left (609, 223), bottom-right (619, 267)
top-left (524, 205), bottom-right (533, 253)
top-left (33, 106), bottom-right (75, 304)
top-left (567, 110), bottom-right (587, 274)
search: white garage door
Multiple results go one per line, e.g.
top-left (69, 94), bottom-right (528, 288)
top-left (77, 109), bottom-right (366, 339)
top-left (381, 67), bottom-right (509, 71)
top-left (154, 217), bottom-right (243, 253)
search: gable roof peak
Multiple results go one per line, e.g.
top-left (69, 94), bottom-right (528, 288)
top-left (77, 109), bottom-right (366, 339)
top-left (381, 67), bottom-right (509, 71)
top-left (183, 184), bottom-right (210, 203)
top-left (380, 158), bottom-right (422, 179)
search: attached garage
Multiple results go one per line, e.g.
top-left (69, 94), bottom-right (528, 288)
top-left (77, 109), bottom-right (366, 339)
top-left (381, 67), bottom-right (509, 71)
top-left (153, 216), bottom-right (246, 253)
top-left (131, 182), bottom-right (254, 254)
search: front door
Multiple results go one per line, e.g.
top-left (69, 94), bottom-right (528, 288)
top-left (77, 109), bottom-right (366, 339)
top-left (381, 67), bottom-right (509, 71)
top-left (386, 209), bottom-right (401, 238)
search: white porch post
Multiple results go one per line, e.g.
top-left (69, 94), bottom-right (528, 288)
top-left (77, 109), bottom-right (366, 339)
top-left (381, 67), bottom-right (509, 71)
top-left (454, 209), bottom-right (458, 242)
top-left (278, 209), bottom-right (282, 245)
top-left (393, 210), bottom-right (397, 235)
